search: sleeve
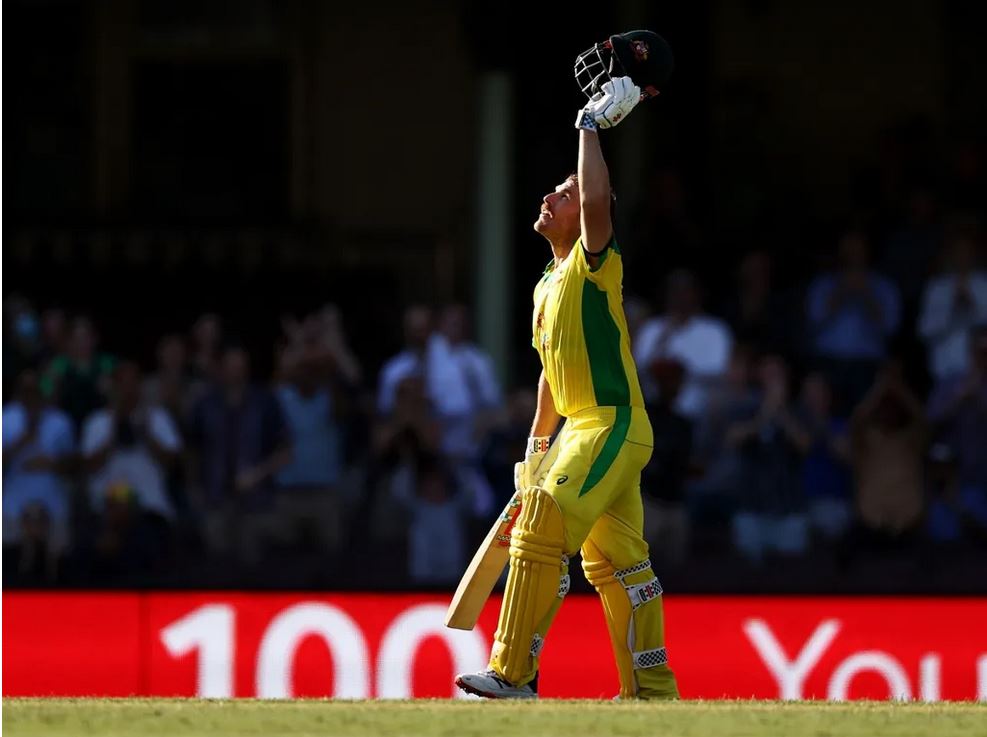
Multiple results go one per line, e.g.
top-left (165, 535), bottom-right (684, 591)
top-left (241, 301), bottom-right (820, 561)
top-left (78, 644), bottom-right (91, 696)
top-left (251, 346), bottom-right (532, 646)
top-left (689, 321), bottom-right (733, 378)
top-left (81, 413), bottom-right (111, 457)
top-left (574, 235), bottom-right (620, 285)
top-left (377, 360), bottom-right (402, 415)
top-left (973, 274), bottom-right (987, 321)
top-left (806, 276), bottom-right (833, 327)
top-left (50, 413), bottom-right (76, 457)
top-left (876, 277), bottom-right (902, 335)
top-left (2, 407), bottom-right (24, 449)
top-left (633, 319), bottom-right (662, 368)
top-left (917, 278), bottom-right (951, 341)
top-left (149, 408), bottom-right (182, 452)
top-left (473, 351), bottom-right (502, 408)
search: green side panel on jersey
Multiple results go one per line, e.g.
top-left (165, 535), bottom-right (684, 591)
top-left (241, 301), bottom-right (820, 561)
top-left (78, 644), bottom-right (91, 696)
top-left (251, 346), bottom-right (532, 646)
top-left (581, 278), bottom-right (631, 407)
top-left (579, 405), bottom-right (631, 497)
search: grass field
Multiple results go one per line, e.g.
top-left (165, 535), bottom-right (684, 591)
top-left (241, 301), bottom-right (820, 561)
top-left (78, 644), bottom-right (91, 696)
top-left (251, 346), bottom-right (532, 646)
top-left (4, 699), bottom-right (986, 737)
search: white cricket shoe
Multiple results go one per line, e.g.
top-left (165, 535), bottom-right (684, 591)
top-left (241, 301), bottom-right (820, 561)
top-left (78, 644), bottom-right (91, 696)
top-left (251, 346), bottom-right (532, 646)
top-left (455, 670), bottom-right (539, 699)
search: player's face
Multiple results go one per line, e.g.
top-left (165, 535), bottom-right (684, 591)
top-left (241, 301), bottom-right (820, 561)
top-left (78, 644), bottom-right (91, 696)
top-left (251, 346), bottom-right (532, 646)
top-left (534, 180), bottom-right (580, 240)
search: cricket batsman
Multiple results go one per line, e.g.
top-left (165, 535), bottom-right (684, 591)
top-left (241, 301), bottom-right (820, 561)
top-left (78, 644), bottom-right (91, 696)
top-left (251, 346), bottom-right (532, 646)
top-left (456, 31), bottom-right (679, 700)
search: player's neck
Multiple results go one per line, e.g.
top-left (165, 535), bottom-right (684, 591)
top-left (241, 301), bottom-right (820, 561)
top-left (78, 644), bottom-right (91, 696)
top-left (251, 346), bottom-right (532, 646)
top-left (549, 237), bottom-right (575, 266)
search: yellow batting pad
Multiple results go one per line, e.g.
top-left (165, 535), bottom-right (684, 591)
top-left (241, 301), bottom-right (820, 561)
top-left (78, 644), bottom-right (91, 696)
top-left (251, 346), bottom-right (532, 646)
top-left (581, 539), bottom-right (679, 699)
top-left (490, 486), bottom-right (569, 686)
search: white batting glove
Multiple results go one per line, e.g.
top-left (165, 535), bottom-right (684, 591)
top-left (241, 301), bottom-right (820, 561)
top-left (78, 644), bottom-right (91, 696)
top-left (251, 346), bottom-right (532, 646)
top-left (514, 436), bottom-right (551, 491)
top-left (575, 76), bottom-right (641, 131)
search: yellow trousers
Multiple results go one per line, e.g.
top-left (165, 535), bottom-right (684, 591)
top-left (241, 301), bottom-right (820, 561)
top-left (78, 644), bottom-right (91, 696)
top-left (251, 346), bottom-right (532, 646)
top-left (490, 406), bottom-right (679, 698)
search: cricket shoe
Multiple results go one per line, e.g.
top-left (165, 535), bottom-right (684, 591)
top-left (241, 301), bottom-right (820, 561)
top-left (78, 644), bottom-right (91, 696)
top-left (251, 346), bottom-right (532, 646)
top-left (455, 670), bottom-right (539, 699)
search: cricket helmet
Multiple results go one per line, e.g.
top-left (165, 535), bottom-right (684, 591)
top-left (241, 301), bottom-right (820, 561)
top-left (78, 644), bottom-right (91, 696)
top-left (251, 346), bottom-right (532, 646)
top-left (574, 30), bottom-right (674, 100)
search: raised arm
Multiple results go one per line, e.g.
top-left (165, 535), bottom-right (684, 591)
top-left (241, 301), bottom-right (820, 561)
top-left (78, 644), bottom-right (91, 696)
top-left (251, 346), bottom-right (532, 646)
top-left (574, 76), bottom-right (642, 261)
top-left (578, 129), bottom-right (613, 259)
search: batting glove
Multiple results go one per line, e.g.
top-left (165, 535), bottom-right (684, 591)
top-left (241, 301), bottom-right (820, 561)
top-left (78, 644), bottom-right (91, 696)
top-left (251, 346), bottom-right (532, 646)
top-left (514, 436), bottom-right (551, 491)
top-left (575, 76), bottom-right (641, 131)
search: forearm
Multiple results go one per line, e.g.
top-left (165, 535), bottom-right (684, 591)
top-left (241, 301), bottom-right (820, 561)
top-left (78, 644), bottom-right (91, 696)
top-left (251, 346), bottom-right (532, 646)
top-left (578, 130), bottom-right (613, 253)
top-left (530, 372), bottom-right (562, 438)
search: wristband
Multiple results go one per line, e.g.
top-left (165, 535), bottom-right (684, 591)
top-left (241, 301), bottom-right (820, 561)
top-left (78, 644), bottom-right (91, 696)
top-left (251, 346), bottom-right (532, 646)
top-left (526, 436), bottom-right (551, 455)
top-left (575, 109), bottom-right (598, 131)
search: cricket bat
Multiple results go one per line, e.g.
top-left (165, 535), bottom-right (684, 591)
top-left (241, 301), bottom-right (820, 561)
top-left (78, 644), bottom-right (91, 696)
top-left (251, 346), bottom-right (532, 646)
top-left (444, 439), bottom-right (560, 630)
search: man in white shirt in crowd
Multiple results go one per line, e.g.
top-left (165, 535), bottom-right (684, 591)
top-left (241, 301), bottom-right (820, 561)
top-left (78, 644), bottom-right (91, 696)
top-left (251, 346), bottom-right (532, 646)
top-left (635, 269), bottom-right (733, 420)
top-left (425, 303), bottom-right (502, 460)
top-left (918, 228), bottom-right (987, 382)
top-left (81, 361), bottom-right (181, 523)
top-left (3, 368), bottom-right (76, 579)
top-left (377, 305), bottom-right (433, 415)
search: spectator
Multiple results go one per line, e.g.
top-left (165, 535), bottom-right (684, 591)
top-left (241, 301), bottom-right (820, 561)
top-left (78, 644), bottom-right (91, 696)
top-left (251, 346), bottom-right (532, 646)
top-left (796, 372), bottom-right (853, 541)
top-left (190, 313), bottom-right (223, 383)
top-left (881, 186), bottom-right (941, 309)
top-left (142, 334), bottom-right (206, 426)
top-left (377, 305), bottom-right (433, 415)
top-left (2, 369), bottom-right (76, 580)
top-left (925, 443), bottom-right (964, 544)
top-left (622, 295), bottom-right (652, 348)
top-left (641, 359), bottom-right (693, 566)
top-left (688, 346), bottom-right (759, 525)
top-left (314, 304), bottom-right (363, 387)
top-left (425, 304), bottom-right (502, 461)
top-left (81, 361), bottom-right (180, 527)
top-left (724, 355), bottom-right (809, 563)
top-left (806, 231), bottom-right (901, 408)
top-left (849, 363), bottom-right (926, 539)
top-left (188, 347), bottom-right (291, 563)
top-left (39, 307), bottom-right (69, 365)
top-left (42, 316), bottom-right (115, 430)
top-left (391, 456), bottom-right (473, 585)
top-left (635, 270), bottom-right (733, 420)
top-left (927, 325), bottom-right (987, 536)
top-left (359, 374), bottom-right (445, 554)
top-left (273, 343), bottom-right (346, 557)
top-left (918, 227), bottom-right (987, 382)
top-left (626, 167), bottom-right (704, 295)
top-left (482, 388), bottom-right (537, 507)
top-left (3, 296), bottom-right (42, 386)
top-left (724, 250), bottom-right (794, 355)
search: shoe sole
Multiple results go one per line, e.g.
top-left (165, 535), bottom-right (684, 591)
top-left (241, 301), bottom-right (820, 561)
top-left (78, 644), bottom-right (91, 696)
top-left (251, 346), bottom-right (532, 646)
top-left (454, 676), bottom-right (538, 700)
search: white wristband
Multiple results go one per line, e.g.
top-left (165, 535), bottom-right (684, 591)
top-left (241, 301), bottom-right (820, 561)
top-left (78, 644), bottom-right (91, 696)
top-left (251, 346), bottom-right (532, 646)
top-left (575, 109), bottom-right (598, 131)
top-left (526, 436), bottom-right (551, 455)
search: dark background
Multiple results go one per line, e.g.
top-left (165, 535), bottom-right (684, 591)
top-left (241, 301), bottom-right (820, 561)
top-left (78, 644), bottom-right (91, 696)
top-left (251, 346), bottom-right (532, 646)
top-left (4, 0), bottom-right (987, 592)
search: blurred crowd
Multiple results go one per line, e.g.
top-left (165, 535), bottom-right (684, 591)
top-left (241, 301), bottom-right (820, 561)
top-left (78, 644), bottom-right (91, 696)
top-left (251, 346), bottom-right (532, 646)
top-left (5, 187), bottom-right (987, 593)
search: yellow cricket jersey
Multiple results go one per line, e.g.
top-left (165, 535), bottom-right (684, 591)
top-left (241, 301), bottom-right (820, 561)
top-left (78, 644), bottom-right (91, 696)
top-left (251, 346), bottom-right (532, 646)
top-left (532, 236), bottom-right (645, 418)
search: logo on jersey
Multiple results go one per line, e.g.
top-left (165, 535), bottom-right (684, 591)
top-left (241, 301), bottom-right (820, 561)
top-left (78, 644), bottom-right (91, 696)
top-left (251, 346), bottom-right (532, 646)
top-left (630, 39), bottom-right (650, 61)
top-left (556, 475), bottom-right (569, 485)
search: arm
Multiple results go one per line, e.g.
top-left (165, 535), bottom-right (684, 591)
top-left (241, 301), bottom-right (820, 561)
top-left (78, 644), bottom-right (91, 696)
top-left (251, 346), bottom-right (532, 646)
top-left (531, 371), bottom-right (562, 438)
top-left (578, 129), bottom-right (613, 262)
top-left (574, 76), bottom-right (641, 261)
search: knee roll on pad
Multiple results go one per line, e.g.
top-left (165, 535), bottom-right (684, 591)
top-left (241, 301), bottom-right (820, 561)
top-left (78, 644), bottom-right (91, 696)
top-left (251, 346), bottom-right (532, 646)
top-left (581, 546), bottom-right (676, 697)
top-left (613, 559), bottom-right (664, 612)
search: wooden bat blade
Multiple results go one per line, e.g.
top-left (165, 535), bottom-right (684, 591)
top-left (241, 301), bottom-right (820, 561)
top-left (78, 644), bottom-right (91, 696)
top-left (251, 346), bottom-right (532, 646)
top-left (444, 438), bottom-right (560, 630)
top-left (443, 492), bottom-right (520, 630)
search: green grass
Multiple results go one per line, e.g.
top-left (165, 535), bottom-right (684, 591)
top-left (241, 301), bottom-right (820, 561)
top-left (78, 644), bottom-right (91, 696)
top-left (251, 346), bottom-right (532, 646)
top-left (3, 699), bottom-right (986, 737)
